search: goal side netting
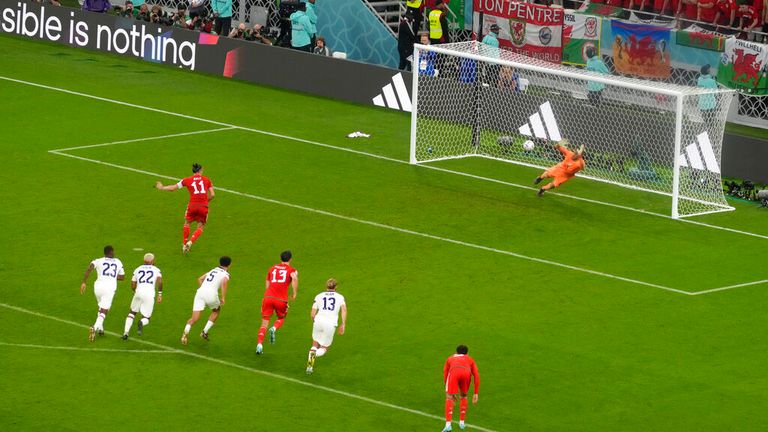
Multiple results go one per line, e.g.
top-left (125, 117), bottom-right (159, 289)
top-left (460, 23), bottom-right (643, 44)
top-left (409, 41), bottom-right (735, 219)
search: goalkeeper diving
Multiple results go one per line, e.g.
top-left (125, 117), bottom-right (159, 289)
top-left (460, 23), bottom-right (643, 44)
top-left (534, 139), bottom-right (585, 196)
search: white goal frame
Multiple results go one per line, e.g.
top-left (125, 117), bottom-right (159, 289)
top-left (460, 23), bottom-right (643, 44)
top-left (409, 41), bottom-right (736, 219)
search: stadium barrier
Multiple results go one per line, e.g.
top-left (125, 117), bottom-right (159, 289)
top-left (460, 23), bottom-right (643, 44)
top-left (0, 0), bottom-right (411, 108)
top-left (2, 0), bottom-right (765, 182)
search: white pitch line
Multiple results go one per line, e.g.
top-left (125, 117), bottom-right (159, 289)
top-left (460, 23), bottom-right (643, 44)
top-left (0, 302), bottom-right (497, 432)
top-left (50, 127), bottom-right (237, 152)
top-left (690, 279), bottom-right (768, 296)
top-left (2, 75), bottom-right (765, 242)
top-left (48, 150), bottom-right (689, 296)
top-left (0, 341), bottom-right (177, 354)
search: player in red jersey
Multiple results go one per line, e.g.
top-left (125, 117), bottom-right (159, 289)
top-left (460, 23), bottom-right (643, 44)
top-left (442, 345), bottom-right (480, 432)
top-left (255, 250), bottom-right (298, 355)
top-left (155, 163), bottom-right (215, 254)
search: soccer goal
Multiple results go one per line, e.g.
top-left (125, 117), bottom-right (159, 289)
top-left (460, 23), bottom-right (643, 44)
top-left (409, 41), bottom-right (736, 219)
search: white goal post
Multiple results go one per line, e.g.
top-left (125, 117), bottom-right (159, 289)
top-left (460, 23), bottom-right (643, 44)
top-left (409, 41), bottom-right (736, 219)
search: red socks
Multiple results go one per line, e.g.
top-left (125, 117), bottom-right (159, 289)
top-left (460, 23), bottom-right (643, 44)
top-left (445, 398), bottom-right (454, 422)
top-left (273, 318), bottom-right (285, 330)
top-left (183, 225), bottom-right (190, 244)
top-left (190, 227), bottom-right (203, 243)
top-left (459, 398), bottom-right (468, 421)
top-left (257, 326), bottom-right (267, 344)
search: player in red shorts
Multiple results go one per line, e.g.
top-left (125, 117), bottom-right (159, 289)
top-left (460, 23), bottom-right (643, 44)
top-left (442, 345), bottom-right (480, 432)
top-left (256, 250), bottom-right (298, 355)
top-left (155, 163), bottom-right (215, 254)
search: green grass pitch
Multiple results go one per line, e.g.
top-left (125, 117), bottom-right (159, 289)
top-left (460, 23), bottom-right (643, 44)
top-left (2, 34), bottom-right (768, 432)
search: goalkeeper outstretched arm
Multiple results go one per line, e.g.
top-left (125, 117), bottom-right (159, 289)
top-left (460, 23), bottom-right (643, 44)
top-left (533, 139), bottom-right (585, 197)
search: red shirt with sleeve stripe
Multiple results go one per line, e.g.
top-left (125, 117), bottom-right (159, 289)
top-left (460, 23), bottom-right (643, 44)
top-left (443, 354), bottom-right (480, 394)
top-left (178, 174), bottom-right (212, 206)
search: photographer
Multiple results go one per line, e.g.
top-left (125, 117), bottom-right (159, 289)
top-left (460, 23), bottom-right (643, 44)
top-left (149, 5), bottom-right (165, 24)
top-left (136, 3), bottom-right (150, 21)
top-left (245, 24), bottom-right (273, 44)
top-left (313, 36), bottom-right (331, 56)
top-left (119, 0), bottom-right (137, 17)
top-left (228, 23), bottom-right (247, 39)
top-left (171, 5), bottom-right (189, 28)
top-left (188, 0), bottom-right (207, 18)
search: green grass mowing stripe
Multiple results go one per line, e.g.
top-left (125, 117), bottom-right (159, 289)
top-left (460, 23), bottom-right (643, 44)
top-left (0, 341), bottom-right (177, 354)
top-left (49, 148), bottom-right (690, 296)
top-left (0, 302), bottom-right (498, 432)
top-left (5, 73), bottom-right (766, 243)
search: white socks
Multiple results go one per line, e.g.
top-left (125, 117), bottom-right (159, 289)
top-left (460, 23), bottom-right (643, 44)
top-left (140, 317), bottom-right (150, 326)
top-left (183, 324), bottom-right (191, 335)
top-left (94, 312), bottom-right (106, 330)
top-left (316, 347), bottom-right (327, 357)
top-left (124, 313), bottom-right (135, 334)
top-left (203, 320), bottom-right (215, 333)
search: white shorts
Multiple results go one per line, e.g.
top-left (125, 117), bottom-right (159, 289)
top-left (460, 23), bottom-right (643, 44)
top-left (312, 319), bottom-right (337, 347)
top-left (130, 289), bottom-right (155, 317)
top-left (193, 288), bottom-right (220, 312)
top-left (94, 281), bottom-right (117, 310)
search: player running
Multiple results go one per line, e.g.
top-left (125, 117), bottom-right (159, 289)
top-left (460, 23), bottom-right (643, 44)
top-left (442, 345), bottom-right (480, 432)
top-left (155, 163), bottom-right (215, 254)
top-left (534, 139), bottom-right (585, 196)
top-left (80, 245), bottom-right (125, 342)
top-left (180, 256), bottom-right (231, 345)
top-left (306, 278), bottom-right (347, 374)
top-left (256, 251), bottom-right (298, 355)
top-left (122, 253), bottom-right (163, 340)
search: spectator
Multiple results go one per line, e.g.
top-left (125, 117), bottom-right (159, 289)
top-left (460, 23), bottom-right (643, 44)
top-left (677, 0), bottom-right (699, 26)
top-left (313, 36), bottom-right (332, 56)
top-left (715, 0), bottom-right (737, 28)
top-left (481, 23), bottom-right (500, 48)
top-left (698, 0), bottom-right (719, 24)
top-left (305, 0), bottom-right (318, 46)
top-left (290, 3), bottom-right (315, 52)
top-left (119, 0), bottom-right (136, 17)
top-left (398, 11), bottom-right (418, 70)
top-left (246, 24), bottom-right (273, 44)
top-left (189, 0), bottom-right (207, 18)
top-left (417, 33), bottom-right (437, 76)
top-left (212, 0), bottom-right (233, 35)
top-left (229, 23), bottom-right (247, 39)
top-left (697, 64), bottom-right (718, 121)
top-left (136, 3), bottom-right (150, 21)
top-left (82, 0), bottom-right (110, 13)
top-left (585, 46), bottom-right (609, 106)
top-left (428, 0), bottom-right (449, 45)
top-left (736, 0), bottom-right (760, 39)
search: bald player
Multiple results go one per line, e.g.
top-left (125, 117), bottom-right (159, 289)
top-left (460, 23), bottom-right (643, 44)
top-left (122, 253), bottom-right (163, 340)
top-left (534, 139), bottom-right (585, 196)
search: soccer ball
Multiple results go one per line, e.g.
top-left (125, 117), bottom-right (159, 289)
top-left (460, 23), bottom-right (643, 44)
top-left (523, 140), bottom-right (535, 151)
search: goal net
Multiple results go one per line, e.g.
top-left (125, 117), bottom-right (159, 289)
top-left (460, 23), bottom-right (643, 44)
top-left (409, 41), bottom-right (736, 219)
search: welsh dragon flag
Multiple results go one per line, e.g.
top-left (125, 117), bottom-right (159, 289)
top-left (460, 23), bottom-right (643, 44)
top-left (562, 12), bottom-right (601, 67)
top-left (717, 38), bottom-right (768, 95)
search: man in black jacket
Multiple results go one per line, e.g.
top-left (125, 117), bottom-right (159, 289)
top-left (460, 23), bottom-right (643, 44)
top-left (398, 12), bottom-right (418, 70)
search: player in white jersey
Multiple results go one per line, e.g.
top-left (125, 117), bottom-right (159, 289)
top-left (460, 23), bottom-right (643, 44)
top-left (122, 253), bottom-right (163, 340)
top-left (180, 256), bottom-right (232, 345)
top-left (80, 245), bottom-right (125, 342)
top-left (306, 278), bottom-right (347, 374)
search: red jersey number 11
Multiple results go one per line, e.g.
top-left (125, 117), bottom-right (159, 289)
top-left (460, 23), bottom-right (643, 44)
top-left (190, 180), bottom-right (206, 195)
